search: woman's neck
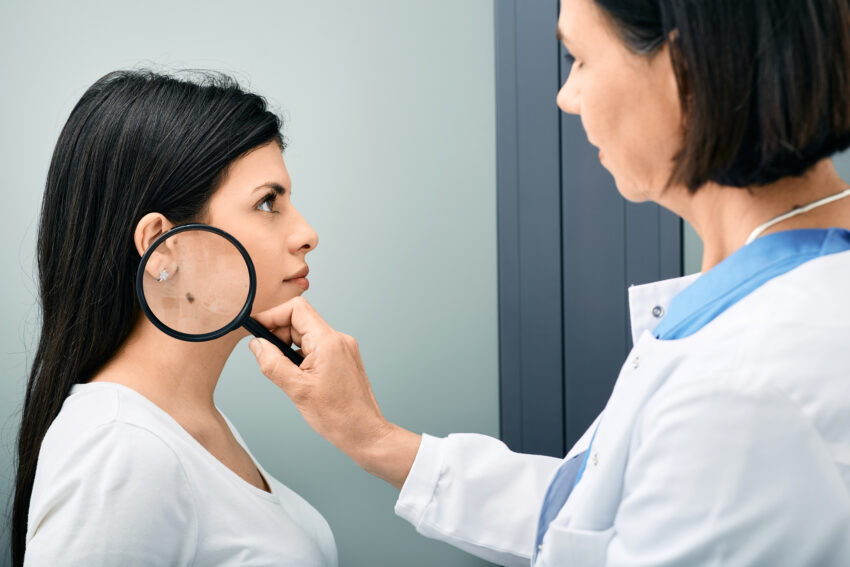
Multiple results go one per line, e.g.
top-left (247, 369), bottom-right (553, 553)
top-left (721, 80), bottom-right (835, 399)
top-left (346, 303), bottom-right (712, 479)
top-left (667, 159), bottom-right (850, 273)
top-left (91, 315), bottom-right (246, 419)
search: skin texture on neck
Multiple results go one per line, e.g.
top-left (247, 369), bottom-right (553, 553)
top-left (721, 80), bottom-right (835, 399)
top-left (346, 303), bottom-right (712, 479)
top-left (667, 159), bottom-right (850, 273)
top-left (92, 314), bottom-right (246, 420)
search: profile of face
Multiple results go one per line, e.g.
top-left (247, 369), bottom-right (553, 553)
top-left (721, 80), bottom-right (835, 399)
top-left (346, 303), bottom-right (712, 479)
top-left (198, 142), bottom-right (319, 317)
top-left (138, 141), bottom-right (317, 337)
top-left (556, 0), bottom-right (683, 202)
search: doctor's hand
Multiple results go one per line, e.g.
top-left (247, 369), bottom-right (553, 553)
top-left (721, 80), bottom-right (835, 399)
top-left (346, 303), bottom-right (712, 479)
top-left (248, 297), bottom-right (421, 490)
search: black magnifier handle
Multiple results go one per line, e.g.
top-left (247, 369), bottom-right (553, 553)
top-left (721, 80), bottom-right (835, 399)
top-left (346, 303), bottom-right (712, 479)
top-left (242, 317), bottom-right (304, 367)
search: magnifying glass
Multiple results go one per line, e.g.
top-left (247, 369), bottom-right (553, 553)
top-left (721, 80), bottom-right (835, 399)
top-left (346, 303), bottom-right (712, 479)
top-left (135, 223), bottom-right (304, 366)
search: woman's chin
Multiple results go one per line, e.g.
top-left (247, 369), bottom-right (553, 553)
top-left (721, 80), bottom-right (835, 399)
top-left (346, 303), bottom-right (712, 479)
top-left (252, 289), bottom-right (304, 316)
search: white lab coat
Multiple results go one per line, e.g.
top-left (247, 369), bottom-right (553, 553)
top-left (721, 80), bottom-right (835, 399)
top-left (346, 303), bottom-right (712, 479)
top-left (395, 250), bottom-right (850, 566)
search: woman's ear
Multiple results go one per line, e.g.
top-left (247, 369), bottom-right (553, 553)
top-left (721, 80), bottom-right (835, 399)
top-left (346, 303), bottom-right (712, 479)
top-left (134, 213), bottom-right (174, 257)
top-left (135, 213), bottom-right (178, 282)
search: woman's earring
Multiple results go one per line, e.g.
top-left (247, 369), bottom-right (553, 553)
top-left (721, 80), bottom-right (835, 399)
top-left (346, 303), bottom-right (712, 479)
top-left (157, 268), bottom-right (169, 282)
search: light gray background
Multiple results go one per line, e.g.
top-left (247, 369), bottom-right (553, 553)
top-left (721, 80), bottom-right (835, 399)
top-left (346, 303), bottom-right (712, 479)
top-left (3, 2), bottom-right (850, 566)
top-left (0, 2), bottom-right (498, 566)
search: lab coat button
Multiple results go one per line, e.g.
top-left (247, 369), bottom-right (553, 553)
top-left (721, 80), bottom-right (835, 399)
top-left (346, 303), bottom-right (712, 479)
top-left (652, 305), bottom-right (664, 318)
top-left (592, 453), bottom-right (599, 466)
top-left (632, 356), bottom-right (640, 369)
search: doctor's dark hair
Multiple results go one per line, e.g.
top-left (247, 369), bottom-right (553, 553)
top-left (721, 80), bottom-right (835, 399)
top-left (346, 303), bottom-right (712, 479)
top-left (10, 69), bottom-right (283, 566)
top-left (593, 0), bottom-right (850, 192)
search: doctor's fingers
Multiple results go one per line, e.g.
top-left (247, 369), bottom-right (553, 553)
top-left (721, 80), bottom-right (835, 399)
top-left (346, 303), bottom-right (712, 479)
top-left (249, 331), bottom-right (383, 452)
top-left (250, 327), bottom-right (357, 387)
top-left (251, 337), bottom-right (301, 392)
top-left (259, 324), bottom-right (303, 352)
top-left (254, 297), bottom-right (331, 344)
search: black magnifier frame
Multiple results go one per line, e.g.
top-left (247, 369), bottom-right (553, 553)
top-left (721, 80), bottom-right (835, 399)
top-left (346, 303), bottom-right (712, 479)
top-left (135, 223), bottom-right (304, 366)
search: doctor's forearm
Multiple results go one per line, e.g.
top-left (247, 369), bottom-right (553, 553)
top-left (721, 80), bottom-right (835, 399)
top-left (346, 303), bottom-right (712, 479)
top-left (351, 422), bottom-right (421, 490)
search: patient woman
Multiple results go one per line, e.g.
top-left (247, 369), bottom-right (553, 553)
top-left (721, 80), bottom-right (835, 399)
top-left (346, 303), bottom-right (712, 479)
top-left (11, 70), bottom-right (336, 566)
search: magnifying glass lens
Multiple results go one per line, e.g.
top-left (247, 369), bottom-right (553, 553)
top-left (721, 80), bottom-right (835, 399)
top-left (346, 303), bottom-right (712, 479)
top-left (140, 228), bottom-right (251, 336)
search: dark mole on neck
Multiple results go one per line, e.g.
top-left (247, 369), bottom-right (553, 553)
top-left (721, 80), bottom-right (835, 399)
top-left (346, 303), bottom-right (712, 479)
top-left (186, 293), bottom-right (195, 303)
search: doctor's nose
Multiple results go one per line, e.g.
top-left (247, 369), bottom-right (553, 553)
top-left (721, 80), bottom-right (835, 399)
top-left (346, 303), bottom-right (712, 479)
top-left (557, 76), bottom-right (580, 115)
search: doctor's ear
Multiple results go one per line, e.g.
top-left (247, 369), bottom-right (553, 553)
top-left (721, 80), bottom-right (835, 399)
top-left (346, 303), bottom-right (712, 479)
top-left (134, 212), bottom-right (175, 257)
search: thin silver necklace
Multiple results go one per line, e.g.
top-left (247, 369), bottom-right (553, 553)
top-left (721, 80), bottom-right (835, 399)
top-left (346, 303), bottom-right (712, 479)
top-left (745, 187), bottom-right (850, 245)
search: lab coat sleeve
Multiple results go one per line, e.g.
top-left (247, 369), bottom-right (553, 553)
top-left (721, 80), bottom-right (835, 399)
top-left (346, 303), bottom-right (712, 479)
top-left (395, 433), bottom-right (562, 566)
top-left (25, 422), bottom-right (198, 566)
top-left (604, 377), bottom-right (850, 567)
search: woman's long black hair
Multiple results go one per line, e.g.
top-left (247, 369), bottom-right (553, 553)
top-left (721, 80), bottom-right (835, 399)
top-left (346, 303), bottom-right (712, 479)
top-left (11, 69), bottom-right (283, 566)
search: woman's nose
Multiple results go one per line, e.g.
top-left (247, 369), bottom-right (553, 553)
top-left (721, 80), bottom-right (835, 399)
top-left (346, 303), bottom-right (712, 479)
top-left (288, 207), bottom-right (319, 254)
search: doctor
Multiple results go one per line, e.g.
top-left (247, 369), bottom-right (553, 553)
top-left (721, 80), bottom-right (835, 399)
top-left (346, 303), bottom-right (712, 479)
top-left (250, 0), bottom-right (850, 565)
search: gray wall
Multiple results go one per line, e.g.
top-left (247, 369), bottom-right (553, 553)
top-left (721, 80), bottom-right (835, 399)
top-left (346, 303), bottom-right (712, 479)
top-left (682, 149), bottom-right (850, 274)
top-left (0, 2), bottom-right (498, 566)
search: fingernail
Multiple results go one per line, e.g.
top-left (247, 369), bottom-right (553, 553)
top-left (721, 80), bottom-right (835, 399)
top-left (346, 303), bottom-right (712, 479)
top-left (249, 339), bottom-right (262, 356)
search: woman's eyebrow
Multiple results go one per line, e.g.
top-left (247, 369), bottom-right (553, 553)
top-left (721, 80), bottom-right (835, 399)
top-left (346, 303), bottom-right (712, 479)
top-left (252, 182), bottom-right (286, 195)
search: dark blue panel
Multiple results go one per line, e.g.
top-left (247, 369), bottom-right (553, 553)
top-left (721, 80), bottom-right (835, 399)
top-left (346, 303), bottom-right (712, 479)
top-left (496, 0), bottom-right (564, 457)
top-left (514, 0), bottom-right (563, 457)
top-left (659, 208), bottom-right (684, 281)
top-left (495, 0), bottom-right (523, 452)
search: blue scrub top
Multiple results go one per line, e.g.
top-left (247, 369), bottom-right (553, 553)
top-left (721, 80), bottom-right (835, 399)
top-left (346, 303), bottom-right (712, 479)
top-left (652, 227), bottom-right (850, 340)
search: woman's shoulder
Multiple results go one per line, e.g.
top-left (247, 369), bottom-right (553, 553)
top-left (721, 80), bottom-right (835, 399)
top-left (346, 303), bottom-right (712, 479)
top-left (35, 382), bottom-right (197, 502)
top-left (28, 383), bottom-right (199, 559)
top-left (40, 382), bottom-right (189, 471)
top-left (42, 382), bottom-right (188, 460)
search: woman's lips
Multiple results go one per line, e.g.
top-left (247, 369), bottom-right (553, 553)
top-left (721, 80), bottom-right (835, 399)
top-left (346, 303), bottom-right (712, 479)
top-left (283, 265), bottom-right (309, 290)
top-left (285, 277), bottom-right (309, 290)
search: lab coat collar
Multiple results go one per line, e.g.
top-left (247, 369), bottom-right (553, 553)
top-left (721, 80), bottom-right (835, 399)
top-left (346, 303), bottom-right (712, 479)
top-left (652, 228), bottom-right (850, 340)
top-left (628, 228), bottom-right (850, 344)
top-left (627, 272), bottom-right (701, 346)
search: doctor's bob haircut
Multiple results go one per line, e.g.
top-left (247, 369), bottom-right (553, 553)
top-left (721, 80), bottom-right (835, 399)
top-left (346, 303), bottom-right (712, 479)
top-left (594, 0), bottom-right (850, 192)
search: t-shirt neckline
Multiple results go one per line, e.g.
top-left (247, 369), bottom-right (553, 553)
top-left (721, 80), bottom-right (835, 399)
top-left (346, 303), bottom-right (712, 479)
top-left (70, 381), bottom-right (279, 502)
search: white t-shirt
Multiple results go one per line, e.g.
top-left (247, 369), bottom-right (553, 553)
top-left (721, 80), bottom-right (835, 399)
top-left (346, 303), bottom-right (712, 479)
top-left (25, 382), bottom-right (338, 567)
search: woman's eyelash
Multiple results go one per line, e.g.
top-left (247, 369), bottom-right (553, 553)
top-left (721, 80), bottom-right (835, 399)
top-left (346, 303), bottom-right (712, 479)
top-left (257, 192), bottom-right (278, 213)
top-left (563, 51), bottom-right (576, 65)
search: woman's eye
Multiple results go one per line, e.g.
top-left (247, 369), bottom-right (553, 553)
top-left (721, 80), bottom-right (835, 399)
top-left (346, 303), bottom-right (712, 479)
top-left (257, 194), bottom-right (277, 213)
top-left (563, 51), bottom-right (577, 66)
